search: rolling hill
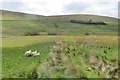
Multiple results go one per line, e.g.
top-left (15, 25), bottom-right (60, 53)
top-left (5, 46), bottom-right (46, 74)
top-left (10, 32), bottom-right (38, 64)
top-left (2, 10), bottom-right (119, 78)
top-left (1, 10), bottom-right (118, 36)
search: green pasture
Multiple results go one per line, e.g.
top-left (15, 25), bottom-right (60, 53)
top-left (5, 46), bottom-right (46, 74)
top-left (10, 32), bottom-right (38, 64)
top-left (1, 10), bottom-right (118, 36)
top-left (2, 20), bottom-right (118, 36)
top-left (2, 36), bottom-right (118, 78)
top-left (1, 10), bottom-right (119, 78)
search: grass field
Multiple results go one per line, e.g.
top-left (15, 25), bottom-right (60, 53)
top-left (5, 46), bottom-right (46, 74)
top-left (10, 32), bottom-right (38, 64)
top-left (2, 35), bottom-right (119, 78)
top-left (1, 10), bottom-right (119, 79)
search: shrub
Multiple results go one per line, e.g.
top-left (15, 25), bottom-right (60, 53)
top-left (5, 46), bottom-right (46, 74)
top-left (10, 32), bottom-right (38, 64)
top-left (70, 19), bottom-right (106, 25)
top-left (24, 31), bottom-right (39, 36)
top-left (84, 33), bottom-right (90, 35)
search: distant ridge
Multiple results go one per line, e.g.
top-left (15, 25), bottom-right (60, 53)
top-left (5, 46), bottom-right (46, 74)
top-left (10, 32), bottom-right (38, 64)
top-left (0, 10), bottom-right (118, 21)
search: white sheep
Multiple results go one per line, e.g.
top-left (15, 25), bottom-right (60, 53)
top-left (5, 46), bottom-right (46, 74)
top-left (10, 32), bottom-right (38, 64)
top-left (32, 50), bottom-right (37, 55)
top-left (32, 50), bottom-right (40, 57)
top-left (25, 50), bottom-right (32, 57)
top-left (25, 50), bottom-right (40, 57)
top-left (33, 52), bottom-right (40, 57)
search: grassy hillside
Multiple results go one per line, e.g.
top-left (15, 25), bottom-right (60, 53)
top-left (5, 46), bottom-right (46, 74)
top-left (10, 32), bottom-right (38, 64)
top-left (1, 10), bottom-right (44, 20)
top-left (1, 10), bottom-right (118, 36)
top-left (1, 10), bottom-right (119, 79)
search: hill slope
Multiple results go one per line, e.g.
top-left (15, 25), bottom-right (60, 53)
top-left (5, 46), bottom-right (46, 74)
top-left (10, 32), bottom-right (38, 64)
top-left (1, 10), bottom-right (118, 36)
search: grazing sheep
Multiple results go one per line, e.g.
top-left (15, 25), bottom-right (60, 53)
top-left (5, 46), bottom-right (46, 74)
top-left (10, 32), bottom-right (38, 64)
top-left (25, 50), bottom-right (32, 57)
top-left (33, 52), bottom-right (40, 57)
top-left (32, 50), bottom-right (37, 54)
top-left (25, 50), bottom-right (40, 57)
top-left (32, 51), bottom-right (40, 57)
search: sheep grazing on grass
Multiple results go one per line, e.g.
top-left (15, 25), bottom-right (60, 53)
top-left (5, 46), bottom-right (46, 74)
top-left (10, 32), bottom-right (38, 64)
top-left (32, 50), bottom-right (37, 55)
top-left (32, 50), bottom-right (40, 57)
top-left (25, 50), bottom-right (40, 57)
top-left (33, 52), bottom-right (40, 57)
top-left (25, 50), bottom-right (32, 57)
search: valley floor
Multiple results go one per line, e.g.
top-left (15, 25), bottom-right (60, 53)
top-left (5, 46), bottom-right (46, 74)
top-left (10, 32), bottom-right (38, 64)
top-left (2, 35), bottom-right (119, 79)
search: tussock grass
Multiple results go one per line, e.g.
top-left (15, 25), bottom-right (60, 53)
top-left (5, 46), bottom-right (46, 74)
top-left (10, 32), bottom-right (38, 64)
top-left (2, 35), bottom-right (118, 78)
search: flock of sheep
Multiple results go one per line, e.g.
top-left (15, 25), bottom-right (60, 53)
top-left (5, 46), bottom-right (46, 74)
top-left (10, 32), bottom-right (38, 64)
top-left (25, 50), bottom-right (40, 57)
